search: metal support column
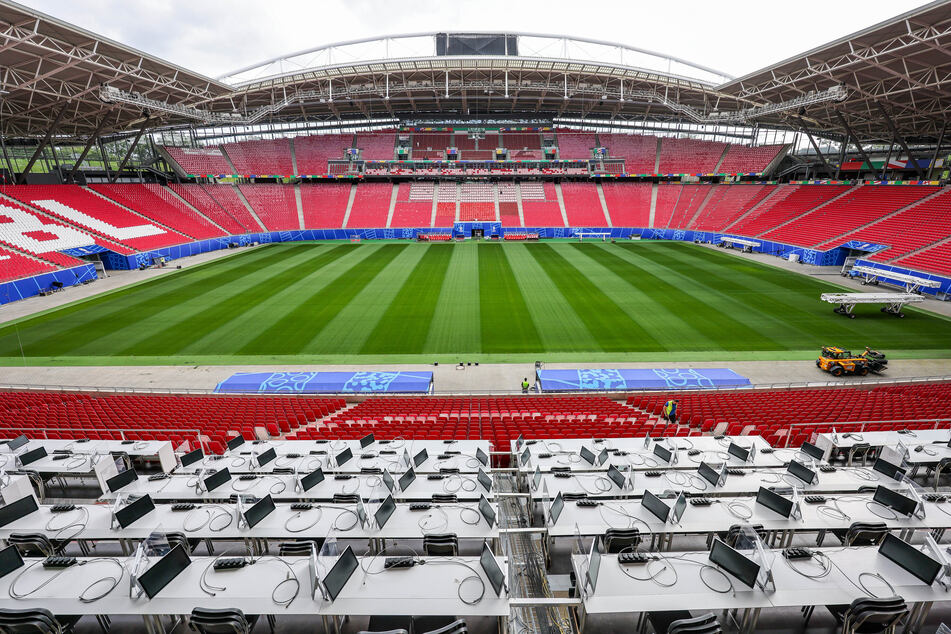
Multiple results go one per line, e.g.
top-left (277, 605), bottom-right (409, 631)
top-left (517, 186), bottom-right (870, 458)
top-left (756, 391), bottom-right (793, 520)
top-left (927, 121), bottom-right (947, 181)
top-left (876, 101), bottom-right (924, 179)
top-left (17, 104), bottom-right (68, 184)
top-left (835, 111), bottom-right (876, 178)
top-left (110, 115), bottom-right (150, 183)
top-left (69, 115), bottom-right (110, 183)
top-left (796, 117), bottom-right (834, 178)
top-left (881, 142), bottom-right (894, 180)
top-left (98, 138), bottom-right (112, 181)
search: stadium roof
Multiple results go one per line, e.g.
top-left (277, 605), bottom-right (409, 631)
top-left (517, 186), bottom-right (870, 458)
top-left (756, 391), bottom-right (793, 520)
top-left (0, 0), bottom-right (949, 143)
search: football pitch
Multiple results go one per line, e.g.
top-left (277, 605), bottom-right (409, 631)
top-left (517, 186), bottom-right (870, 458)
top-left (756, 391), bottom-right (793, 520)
top-left (2, 240), bottom-right (950, 365)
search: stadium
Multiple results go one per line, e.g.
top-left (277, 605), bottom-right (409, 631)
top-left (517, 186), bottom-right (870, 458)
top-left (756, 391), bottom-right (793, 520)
top-left (0, 0), bottom-right (949, 632)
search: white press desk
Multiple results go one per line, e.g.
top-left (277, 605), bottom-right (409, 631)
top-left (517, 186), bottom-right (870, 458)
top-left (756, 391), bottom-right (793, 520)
top-left (512, 436), bottom-right (771, 458)
top-left (186, 449), bottom-right (485, 476)
top-left (0, 554), bottom-right (509, 622)
top-left (572, 546), bottom-right (949, 633)
top-left (101, 472), bottom-right (496, 503)
top-left (815, 430), bottom-right (950, 452)
top-left (245, 439), bottom-right (490, 458)
top-left (531, 465), bottom-right (895, 501)
top-left (0, 501), bottom-right (499, 545)
top-left (1, 439), bottom-right (175, 472)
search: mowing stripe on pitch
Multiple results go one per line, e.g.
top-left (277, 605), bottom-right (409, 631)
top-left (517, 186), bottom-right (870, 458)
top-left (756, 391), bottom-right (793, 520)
top-left (478, 243), bottom-right (543, 353)
top-left (423, 242), bottom-right (482, 354)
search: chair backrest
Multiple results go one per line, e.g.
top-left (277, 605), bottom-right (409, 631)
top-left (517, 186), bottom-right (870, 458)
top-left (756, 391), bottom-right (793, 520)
top-left (843, 596), bottom-right (907, 633)
top-left (278, 540), bottom-right (321, 556)
top-left (332, 493), bottom-right (360, 504)
top-left (562, 492), bottom-right (586, 501)
top-left (0, 608), bottom-right (62, 634)
top-left (161, 531), bottom-right (192, 554)
top-left (423, 533), bottom-right (458, 557)
top-left (189, 607), bottom-right (252, 634)
top-left (418, 620), bottom-right (468, 634)
top-left (603, 528), bottom-right (641, 554)
top-left (723, 524), bottom-right (765, 548)
top-left (7, 533), bottom-right (55, 557)
top-left (356, 630), bottom-right (409, 634)
top-left (431, 494), bottom-right (457, 503)
top-left (845, 522), bottom-right (889, 546)
top-left (668, 612), bottom-right (721, 634)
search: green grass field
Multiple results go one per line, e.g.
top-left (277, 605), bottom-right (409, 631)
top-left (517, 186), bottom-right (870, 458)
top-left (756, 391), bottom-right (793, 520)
top-left (2, 241), bottom-right (950, 365)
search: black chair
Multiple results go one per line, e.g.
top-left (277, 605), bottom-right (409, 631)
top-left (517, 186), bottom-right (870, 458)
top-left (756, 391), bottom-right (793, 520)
top-left (432, 494), bottom-right (457, 504)
top-left (832, 522), bottom-right (889, 546)
top-left (647, 611), bottom-right (721, 634)
top-left (561, 492), bottom-right (587, 501)
top-left (0, 608), bottom-right (82, 634)
top-left (933, 457), bottom-right (951, 490)
top-left (333, 493), bottom-right (361, 504)
top-left (7, 533), bottom-right (63, 558)
top-left (362, 614), bottom-right (412, 633)
top-left (189, 607), bottom-right (264, 634)
top-left (415, 619), bottom-right (467, 634)
top-left (277, 540), bottom-right (324, 556)
top-left (825, 596), bottom-right (907, 633)
top-left (357, 630), bottom-right (407, 634)
top-left (423, 533), bottom-right (458, 557)
top-left (603, 528), bottom-right (640, 554)
top-left (717, 524), bottom-right (766, 549)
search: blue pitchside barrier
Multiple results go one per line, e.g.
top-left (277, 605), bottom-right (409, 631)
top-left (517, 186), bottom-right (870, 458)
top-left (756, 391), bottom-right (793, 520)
top-left (0, 263), bottom-right (97, 305)
top-left (214, 371), bottom-right (434, 394)
top-left (536, 368), bottom-right (751, 392)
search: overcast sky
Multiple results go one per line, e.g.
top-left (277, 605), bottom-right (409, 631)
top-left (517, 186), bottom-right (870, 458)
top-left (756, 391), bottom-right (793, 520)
top-left (24, 0), bottom-right (935, 80)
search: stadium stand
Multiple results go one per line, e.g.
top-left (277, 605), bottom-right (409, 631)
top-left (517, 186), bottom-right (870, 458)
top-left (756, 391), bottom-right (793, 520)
top-left (354, 130), bottom-right (395, 160)
top-left (91, 184), bottom-right (226, 240)
top-left (717, 144), bottom-right (785, 175)
top-left (169, 184), bottom-right (249, 234)
top-left (0, 247), bottom-right (57, 282)
top-left (652, 184), bottom-right (683, 228)
top-left (412, 133), bottom-right (451, 160)
top-left (434, 182), bottom-right (457, 227)
top-left (391, 182), bottom-right (434, 228)
top-left (294, 134), bottom-right (353, 175)
top-left (761, 185), bottom-right (937, 247)
top-left (4, 185), bottom-right (189, 252)
top-left (600, 133), bottom-right (658, 174)
top-left (726, 184), bottom-right (851, 237)
top-left (601, 182), bottom-right (652, 227)
top-left (221, 138), bottom-right (294, 175)
top-left (498, 183), bottom-right (520, 227)
top-left (560, 182), bottom-right (608, 227)
top-left (300, 183), bottom-right (353, 229)
top-left (555, 130), bottom-right (596, 160)
top-left (503, 131), bottom-right (542, 160)
top-left (459, 182), bottom-right (496, 221)
top-left (345, 182), bottom-right (392, 228)
top-left (687, 184), bottom-right (776, 231)
top-left (520, 182), bottom-right (564, 226)
top-left (237, 184), bottom-right (300, 231)
top-left (162, 146), bottom-right (233, 175)
top-left (202, 184), bottom-right (265, 232)
top-left (657, 137), bottom-right (727, 174)
top-left (896, 241), bottom-right (951, 277)
top-left (0, 198), bottom-right (107, 264)
top-left (665, 185), bottom-right (711, 229)
top-left (815, 186), bottom-right (951, 257)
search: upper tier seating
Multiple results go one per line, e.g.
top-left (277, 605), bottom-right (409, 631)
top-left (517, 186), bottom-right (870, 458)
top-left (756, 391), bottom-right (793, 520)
top-left (601, 182), bottom-right (652, 227)
top-left (413, 133), bottom-right (452, 160)
top-left (169, 184), bottom-right (249, 235)
top-left (91, 184), bottom-right (226, 240)
top-left (163, 146), bottom-right (233, 175)
top-left (555, 130), bottom-right (596, 160)
top-left (300, 183), bottom-right (353, 229)
top-left (657, 138), bottom-right (727, 174)
top-left (896, 241), bottom-right (951, 277)
top-left (520, 182), bottom-right (564, 227)
top-left (0, 198), bottom-right (103, 266)
top-left (433, 182), bottom-right (457, 227)
top-left (503, 132), bottom-right (541, 150)
top-left (717, 144), bottom-right (785, 175)
top-left (4, 185), bottom-right (188, 252)
top-left (688, 185), bottom-right (776, 231)
top-left (459, 182), bottom-right (496, 222)
top-left (498, 183), bottom-right (520, 226)
top-left (201, 185), bottom-right (264, 232)
top-left (222, 138), bottom-right (293, 175)
top-left (726, 185), bottom-right (850, 238)
top-left (0, 392), bottom-right (345, 453)
top-left (600, 133), bottom-right (658, 174)
top-left (816, 187), bottom-right (951, 260)
top-left (345, 183), bottom-right (392, 228)
top-left (238, 184), bottom-right (300, 231)
top-left (561, 182), bottom-right (608, 227)
top-left (391, 182), bottom-right (434, 228)
top-left (0, 247), bottom-right (57, 282)
top-left (355, 131), bottom-right (395, 160)
top-left (762, 185), bottom-right (937, 247)
top-left (665, 185), bottom-right (712, 229)
top-left (294, 134), bottom-right (353, 175)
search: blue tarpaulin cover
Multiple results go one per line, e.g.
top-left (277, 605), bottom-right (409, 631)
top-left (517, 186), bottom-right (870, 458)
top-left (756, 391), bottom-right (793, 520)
top-left (537, 368), bottom-right (750, 392)
top-left (214, 371), bottom-right (433, 394)
top-left (61, 245), bottom-right (109, 256)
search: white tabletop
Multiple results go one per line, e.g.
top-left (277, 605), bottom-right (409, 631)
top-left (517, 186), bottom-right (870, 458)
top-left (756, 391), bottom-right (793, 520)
top-left (816, 430), bottom-right (949, 451)
top-left (188, 449), bottom-right (485, 475)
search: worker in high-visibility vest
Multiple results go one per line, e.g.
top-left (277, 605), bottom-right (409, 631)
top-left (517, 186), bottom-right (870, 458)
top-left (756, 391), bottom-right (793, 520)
top-left (521, 378), bottom-right (530, 394)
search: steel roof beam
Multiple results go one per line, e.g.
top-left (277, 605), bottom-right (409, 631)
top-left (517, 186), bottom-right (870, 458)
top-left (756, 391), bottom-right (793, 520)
top-left (875, 100), bottom-right (924, 178)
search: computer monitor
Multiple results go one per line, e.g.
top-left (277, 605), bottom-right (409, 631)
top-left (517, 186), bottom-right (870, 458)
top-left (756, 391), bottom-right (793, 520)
top-left (479, 495), bottom-right (496, 528)
top-left (641, 490), bottom-right (670, 522)
top-left (398, 468), bottom-right (416, 492)
top-left (203, 468), bottom-right (231, 492)
top-left (6, 435), bottom-right (28, 451)
top-left (243, 495), bottom-right (275, 529)
top-left (256, 447), bottom-right (276, 468)
top-left (596, 447), bottom-right (609, 467)
top-left (381, 470), bottom-right (395, 494)
top-left (607, 464), bottom-right (627, 490)
top-left (531, 467), bottom-right (542, 491)
top-left (652, 443), bottom-right (673, 464)
top-left (0, 495), bottom-right (39, 528)
top-left (755, 486), bottom-right (793, 518)
top-left (0, 545), bottom-right (23, 579)
top-left (180, 448), bottom-right (203, 468)
top-left (670, 492), bottom-right (688, 524)
top-left (698, 461), bottom-right (724, 487)
top-left (335, 447), bottom-right (353, 467)
top-left (879, 533), bottom-right (941, 585)
top-left (478, 470), bottom-right (493, 492)
top-left (519, 447), bottom-right (531, 466)
top-left (709, 539), bottom-right (760, 589)
top-left (106, 468), bottom-right (138, 493)
top-left (413, 448), bottom-right (428, 468)
top-left (786, 460), bottom-right (816, 485)
top-left (873, 457), bottom-right (906, 482)
top-left (873, 486), bottom-right (918, 517)
top-left (137, 544), bottom-right (191, 599)
top-left (115, 494), bottom-right (156, 528)
top-left (549, 492), bottom-right (565, 525)
top-left (300, 468), bottom-right (325, 492)
top-left (800, 441), bottom-right (824, 462)
top-left (322, 546), bottom-right (358, 602)
top-left (476, 447), bottom-right (489, 467)
top-left (480, 541), bottom-right (506, 597)
top-left (727, 443), bottom-right (750, 463)
top-left (17, 446), bottom-right (46, 466)
top-left (585, 536), bottom-right (602, 593)
top-left (360, 433), bottom-right (375, 449)
top-left (226, 435), bottom-right (245, 451)
top-left (374, 495), bottom-right (396, 529)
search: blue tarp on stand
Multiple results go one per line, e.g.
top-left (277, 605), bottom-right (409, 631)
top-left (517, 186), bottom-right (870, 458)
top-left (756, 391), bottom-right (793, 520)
top-left (214, 371), bottom-right (434, 394)
top-left (537, 368), bottom-right (750, 392)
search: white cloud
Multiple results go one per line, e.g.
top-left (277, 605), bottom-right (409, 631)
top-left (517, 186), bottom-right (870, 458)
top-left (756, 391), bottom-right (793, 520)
top-left (24, 0), bottom-right (934, 79)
